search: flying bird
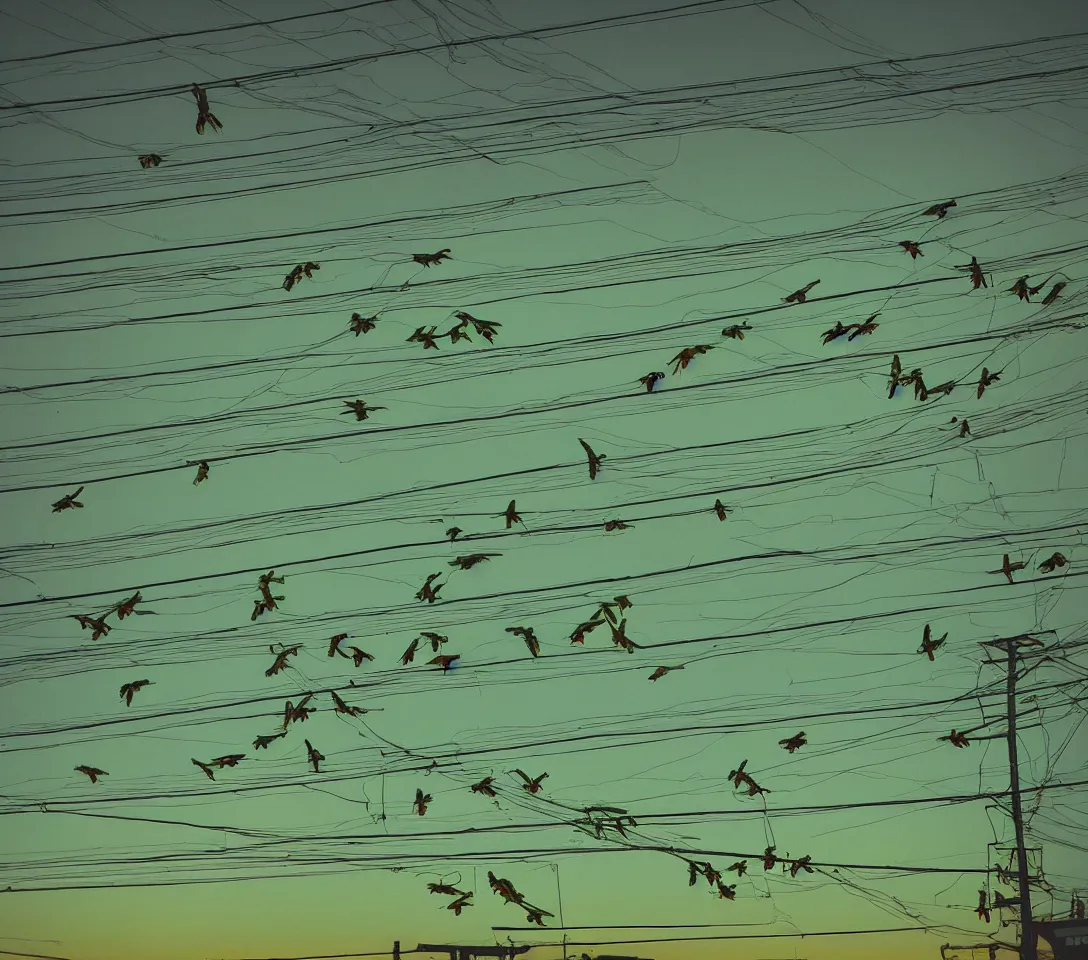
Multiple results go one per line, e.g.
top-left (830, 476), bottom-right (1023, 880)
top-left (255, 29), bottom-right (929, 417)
top-left (305, 739), bottom-right (325, 773)
top-left (847, 313), bottom-right (880, 340)
top-left (75, 765), bottom-right (108, 784)
top-left (939, 729), bottom-right (970, 748)
top-left (887, 354), bottom-right (902, 399)
top-left (899, 240), bottom-right (923, 259)
top-left (265, 648), bottom-right (297, 677)
top-left (503, 500), bottom-right (522, 529)
top-left (569, 617), bottom-right (605, 645)
top-left (447, 893), bottom-right (473, 916)
top-left (918, 623), bottom-right (947, 661)
top-left (412, 249), bottom-right (452, 268)
top-left (138, 153), bottom-right (163, 168)
top-left (414, 788), bottom-right (432, 816)
top-left (988, 553), bottom-right (1025, 585)
top-left (648, 665), bottom-right (684, 681)
top-left (788, 855), bottom-right (814, 878)
top-left (578, 439), bottom-right (606, 480)
top-left (513, 769), bottom-right (548, 794)
top-left (727, 860), bottom-right (748, 876)
top-left (341, 399), bottom-right (386, 421)
top-left (406, 325), bottom-right (442, 350)
top-left (444, 317), bottom-right (471, 344)
top-left (119, 679), bottom-right (152, 706)
top-left (923, 199), bottom-right (956, 218)
top-left (253, 732), bottom-right (287, 750)
top-left (713, 498), bottom-right (729, 521)
top-left (71, 614), bottom-right (111, 641)
top-left (961, 256), bottom-right (987, 289)
top-left (349, 312), bottom-right (378, 336)
top-left (608, 618), bottom-right (638, 654)
top-left (727, 760), bottom-right (749, 790)
top-left (52, 486), bottom-right (85, 513)
top-left (1008, 276), bottom-right (1031, 302)
top-left (445, 526), bottom-right (463, 542)
top-left (328, 633), bottom-right (351, 658)
top-left (783, 280), bottom-right (820, 304)
top-left (487, 872), bottom-right (524, 904)
top-left (192, 460), bottom-right (210, 485)
top-left (114, 592), bottom-right (142, 620)
top-left (1038, 552), bottom-right (1068, 574)
top-left (523, 907), bottom-right (553, 926)
top-left (821, 320), bottom-right (850, 345)
top-left (283, 694), bottom-right (315, 730)
top-left (977, 367), bottom-right (1000, 399)
top-left (428, 883), bottom-right (466, 896)
top-left (192, 758), bottom-right (215, 781)
top-left (779, 731), bottom-right (806, 753)
top-left (638, 371), bottom-right (666, 393)
top-left (429, 654), bottom-right (460, 671)
top-left (603, 519), bottom-right (632, 532)
top-left (716, 881), bottom-right (737, 901)
top-left (191, 83), bottom-right (222, 134)
top-left (455, 312), bottom-right (501, 343)
top-left (210, 754), bottom-right (245, 769)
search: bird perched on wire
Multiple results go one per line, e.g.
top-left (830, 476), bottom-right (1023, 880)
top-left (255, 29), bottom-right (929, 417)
top-left (400, 638), bottom-right (421, 666)
top-left (191, 83), bottom-right (222, 134)
top-left (429, 654), bottom-right (460, 671)
top-left (977, 367), bottom-right (1000, 399)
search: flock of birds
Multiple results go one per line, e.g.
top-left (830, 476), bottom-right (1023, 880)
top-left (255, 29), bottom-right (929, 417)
top-left (27, 78), bottom-right (1075, 931)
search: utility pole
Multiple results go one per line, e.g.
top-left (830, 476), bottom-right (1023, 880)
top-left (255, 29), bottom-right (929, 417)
top-left (984, 636), bottom-right (1040, 960)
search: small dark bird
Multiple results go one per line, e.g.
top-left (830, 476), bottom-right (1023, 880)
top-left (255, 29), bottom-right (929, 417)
top-left (779, 731), bottom-right (806, 753)
top-left (922, 199), bottom-right (956, 219)
top-left (119, 679), bottom-right (152, 706)
top-left (578, 438), bottom-right (605, 480)
top-left (1038, 552), bottom-right (1068, 574)
top-left (75, 765), bottom-right (108, 784)
top-left (783, 280), bottom-right (820, 304)
top-left (987, 553), bottom-right (1025, 585)
top-left (52, 486), bottom-right (85, 513)
top-left (899, 240), bottom-right (923, 259)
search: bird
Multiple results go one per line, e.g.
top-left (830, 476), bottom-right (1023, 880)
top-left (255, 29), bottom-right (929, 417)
top-left (305, 739), bottom-right (325, 773)
top-left (210, 754), bottom-right (245, 769)
top-left (346, 646), bottom-right (375, 667)
top-left (939, 729), bottom-right (970, 748)
top-left (331, 690), bottom-right (364, 716)
top-left (444, 317), bottom-right (472, 344)
top-left (400, 638), bottom-right (421, 666)
top-left (578, 439), bottom-right (605, 480)
top-left (988, 553), bottom-right (1026, 585)
top-left (503, 499), bottom-right (522, 529)
top-left (721, 321), bottom-right (751, 340)
top-left (52, 486), bottom-right (85, 513)
top-left (569, 617), bottom-right (605, 645)
top-left (1041, 281), bottom-right (1067, 307)
top-left (608, 618), bottom-right (638, 654)
top-left (727, 760), bottom-right (749, 790)
top-left (192, 758), bottom-right (216, 781)
top-left (977, 367), bottom-right (1000, 399)
top-left (727, 860), bottom-right (748, 876)
top-left (445, 526), bottom-right (463, 542)
top-left (253, 732), bottom-right (287, 750)
top-left (958, 418), bottom-right (971, 438)
top-left (71, 613), bottom-right (111, 641)
top-left (976, 889), bottom-right (991, 923)
top-left (349, 312), bottom-right (378, 335)
top-left (713, 498), bottom-right (729, 521)
top-left (428, 883), bottom-right (466, 896)
top-left (779, 731), bottom-right (806, 753)
top-left (455, 312), bottom-right (501, 343)
top-left (603, 519), bottom-right (632, 532)
top-left (888, 354), bottom-right (903, 399)
top-left (112, 592), bottom-right (143, 620)
top-left (447, 893), bottom-right (473, 916)
top-left (119, 680), bottom-right (152, 706)
top-left (918, 623), bottom-right (947, 661)
top-left (513, 769), bottom-right (548, 794)
top-left (922, 199), bottom-right (956, 219)
top-left (783, 280), bottom-right (820, 304)
top-left (138, 153), bottom-right (163, 168)
top-left (648, 665), bottom-right (683, 681)
top-left (405, 325), bottom-right (442, 350)
top-left (414, 788), bottom-right (432, 815)
top-left (762, 846), bottom-right (778, 870)
top-left (341, 399), bottom-right (386, 421)
top-left (192, 460), bottom-right (210, 485)
top-left (75, 765), bottom-right (108, 784)
top-left (961, 256), bottom-right (987, 289)
top-left (1038, 552), bottom-right (1068, 574)
top-left (191, 83), bottom-right (222, 134)
top-left (251, 596), bottom-right (279, 621)
top-left (926, 380), bottom-right (955, 398)
top-left (788, 855), bottom-right (814, 878)
top-left (449, 553), bottom-right (500, 570)
top-left (523, 906), bottom-right (553, 926)
top-left (899, 240), bottom-right (923, 259)
top-left (328, 634), bottom-right (351, 658)
top-left (487, 871), bottom-right (523, 904)
top-left (847, 313), bottom-right (880, 340)
top-left (265, 648), bottom-right (297, 677)
top-left (506, 626), bottom-right (540, 658)
top-left (638, 370), bottom-right (666, 392)
top-left (429, 654), bottom-right (460, 671)
top-left (821, 320), bottom-right (850, 344)
top-left (716, 881), bottom-right (737, 901)
top-left (412, 249), bottom-right (452, 267)
top-left (1008, 275), bottom-right (1031, 301)
top-left (669, 344), bottom-right (713, 374)
top-left (282, 694), bottom-right (315, 730)
top-left (471, 777), bottom-right (497, 797)
top-left (415, 573), bottom-right (443, 603)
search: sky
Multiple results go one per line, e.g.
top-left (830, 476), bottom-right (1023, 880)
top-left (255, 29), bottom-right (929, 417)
top-left (0, 1), bottom-right (1087, 959)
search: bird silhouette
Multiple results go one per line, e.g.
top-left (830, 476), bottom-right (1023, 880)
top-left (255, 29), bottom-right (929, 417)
top-left (513, 769), bottom-right (548, 793)
top-left (52, 486), bottom-right (85, 513)
top-left (779, 731), bottom-right (806, 753)
top-left (987, 553), bottom-right (1025, 585)
top-left (305, 739), bottom-right (325, 773)
top-left (578, 439), bottom-right (605, 480)
top-left (922, 199), bottom-right (956, 219)
top-left (75, 765), bottom-right (108, 784)
top-left (918, 623), bottom-right (947, 660)
top-left (1038, 552), bottom-right (1068, 574)
top-left (412, 249), bottom-right (452, 267)
top-left (119, 679), bottom-right (152, 706)
top-left (899, 240), bottom-right (923, 259)
top-left (783, 280), bottom-right (820, 304)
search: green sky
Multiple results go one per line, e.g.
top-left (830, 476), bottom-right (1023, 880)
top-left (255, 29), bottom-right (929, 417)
top-left (0, 2), bottom-right (1086, 960)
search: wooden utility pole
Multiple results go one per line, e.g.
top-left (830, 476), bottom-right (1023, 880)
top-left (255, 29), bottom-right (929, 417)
top-left (984, 636), bottom-right (1039, 960)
